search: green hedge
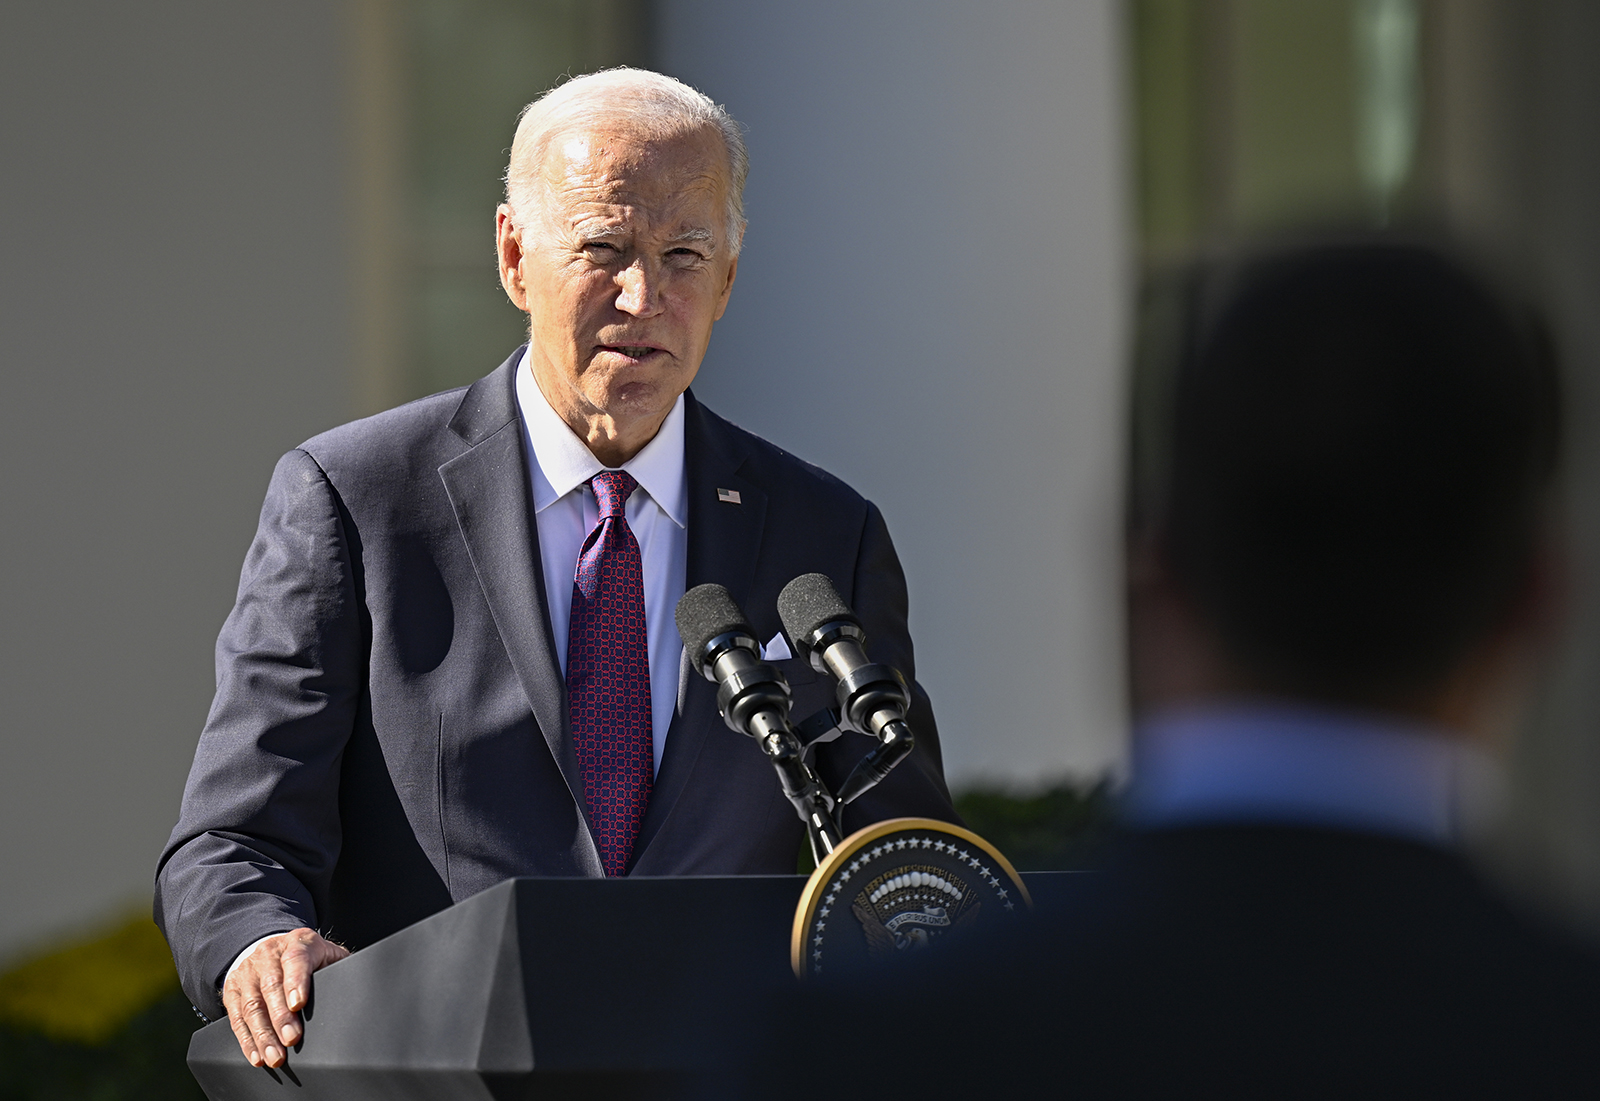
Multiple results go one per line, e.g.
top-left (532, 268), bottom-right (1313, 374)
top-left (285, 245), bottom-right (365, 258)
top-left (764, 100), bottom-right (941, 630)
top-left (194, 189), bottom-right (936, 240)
top-left (796, 780), bottom-right (1113, 874)
top-left (953, 778), bottom-right (1115, 871)
top-left (0, 987), bottom-right (204, 1101)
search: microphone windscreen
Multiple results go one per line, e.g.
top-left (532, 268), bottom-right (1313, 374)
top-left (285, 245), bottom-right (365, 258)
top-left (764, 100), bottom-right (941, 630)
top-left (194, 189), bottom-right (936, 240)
top-left (777, 573), bottom-right (856, 652)
top-left (675, 584), bottom-right (752, 673)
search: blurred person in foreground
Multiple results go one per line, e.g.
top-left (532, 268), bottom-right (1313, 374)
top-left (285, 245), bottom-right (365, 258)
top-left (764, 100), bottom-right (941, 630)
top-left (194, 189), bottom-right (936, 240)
top-left (154, 67), bottom-right (956, 1070)
top-left (732, 242), bottom-right (1600, 1097)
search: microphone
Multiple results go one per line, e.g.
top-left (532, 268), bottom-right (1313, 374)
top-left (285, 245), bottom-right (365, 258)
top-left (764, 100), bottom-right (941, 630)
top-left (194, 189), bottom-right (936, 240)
top-left (674, 583), bottom-right (792, 741)
top-left (675, 584), bottom-right (840, 854)
top-left (776, 574), bottom-right (916, 803)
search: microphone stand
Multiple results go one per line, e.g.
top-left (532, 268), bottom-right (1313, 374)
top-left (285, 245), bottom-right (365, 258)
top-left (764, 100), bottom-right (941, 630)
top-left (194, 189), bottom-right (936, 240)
top-left (723, 653), bottom-right (919, 866)
top-left (703, 630), bottom-right (843, 865)
top-left (753, 711), bottom-right (842, 868)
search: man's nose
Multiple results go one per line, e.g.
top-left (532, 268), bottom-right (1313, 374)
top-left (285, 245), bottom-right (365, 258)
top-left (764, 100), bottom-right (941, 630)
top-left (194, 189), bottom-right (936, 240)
top-left (614, 260), bottom-right (663, 317)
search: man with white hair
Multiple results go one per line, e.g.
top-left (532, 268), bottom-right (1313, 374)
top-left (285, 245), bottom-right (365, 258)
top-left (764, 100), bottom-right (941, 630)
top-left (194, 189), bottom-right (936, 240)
top-left (156, 69), bottom-right (957, 1069)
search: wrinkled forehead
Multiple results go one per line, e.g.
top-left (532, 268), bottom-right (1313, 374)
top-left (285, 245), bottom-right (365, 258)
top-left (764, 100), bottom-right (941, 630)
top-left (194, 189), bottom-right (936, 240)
top-left (538, 119), bottom-right (730, 203)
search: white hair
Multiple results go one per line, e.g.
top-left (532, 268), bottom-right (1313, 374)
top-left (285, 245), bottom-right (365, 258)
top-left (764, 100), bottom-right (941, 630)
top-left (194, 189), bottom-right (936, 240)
top-left (503, 67), bottom-right (748, 254)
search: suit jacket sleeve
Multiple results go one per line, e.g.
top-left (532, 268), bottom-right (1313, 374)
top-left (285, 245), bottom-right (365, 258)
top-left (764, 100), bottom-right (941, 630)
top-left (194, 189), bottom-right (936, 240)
top-left (154, 448), bottom-right (364, 1019)
top-left (813, 500), bottom-right (959, 834)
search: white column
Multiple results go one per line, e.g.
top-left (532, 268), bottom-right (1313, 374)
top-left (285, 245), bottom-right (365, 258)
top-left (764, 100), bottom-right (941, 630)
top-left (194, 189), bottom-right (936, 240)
top-left (656, 0), bottom-right (1133, 785)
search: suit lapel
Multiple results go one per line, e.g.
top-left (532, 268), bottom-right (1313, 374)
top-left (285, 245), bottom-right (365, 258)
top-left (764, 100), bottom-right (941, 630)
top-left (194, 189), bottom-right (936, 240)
top-left (630, 391), bottom-right (768, 862)
top-left (436, 352), bottom-right (594, 835)
top-left (679, 393), bottom-right (769, 607)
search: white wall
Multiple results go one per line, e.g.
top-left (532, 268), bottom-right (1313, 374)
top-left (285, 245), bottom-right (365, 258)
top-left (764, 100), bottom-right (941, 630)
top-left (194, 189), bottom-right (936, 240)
top-left (656, 0), bottom-right (1133, 785)
top-left (0, 2), bottom-right (353, 959)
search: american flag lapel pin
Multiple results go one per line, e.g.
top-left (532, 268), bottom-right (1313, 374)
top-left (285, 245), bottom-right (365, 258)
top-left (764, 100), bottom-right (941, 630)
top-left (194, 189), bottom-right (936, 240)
top-left (716, 488), bottom-right (742, 504)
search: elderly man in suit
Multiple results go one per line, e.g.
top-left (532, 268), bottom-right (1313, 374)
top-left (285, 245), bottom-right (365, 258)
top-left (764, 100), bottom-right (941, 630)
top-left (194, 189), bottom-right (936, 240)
top-left (155, 68), bottom-right (956, 1069)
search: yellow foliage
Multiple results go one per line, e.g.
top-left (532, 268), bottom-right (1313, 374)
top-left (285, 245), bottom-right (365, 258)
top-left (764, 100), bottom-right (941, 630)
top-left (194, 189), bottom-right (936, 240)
top-left (0, 913), bottom-right (180, 1045)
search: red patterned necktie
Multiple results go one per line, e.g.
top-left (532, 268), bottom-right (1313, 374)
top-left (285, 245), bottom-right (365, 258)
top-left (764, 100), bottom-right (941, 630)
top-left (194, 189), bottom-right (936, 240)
top-left (567, 470), bottom-right (653, 877)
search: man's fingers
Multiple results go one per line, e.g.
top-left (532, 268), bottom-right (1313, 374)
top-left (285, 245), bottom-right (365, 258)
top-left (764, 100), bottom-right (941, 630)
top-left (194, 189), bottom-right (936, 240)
top-left (239, 986), bottom-right (286, 1067)
top-left (315, 935), bottom-right (352, 966)
top-left (227, 1002), bottom-right (262, 1066)
top-left (222, 928), bottom-right (349, 1067)
top-left (282, 930), bottom-right (349, 1012)
top-left (255, 958), bottom-right (301, 1050)
top-left (279, 936), bottom-right (313, 1017)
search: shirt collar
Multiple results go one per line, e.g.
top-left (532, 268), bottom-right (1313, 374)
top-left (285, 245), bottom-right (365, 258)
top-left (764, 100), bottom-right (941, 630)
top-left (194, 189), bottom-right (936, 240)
top-left (515, 348), bottom-right (688, 528)
top-left (1122, 700), bottom-right (1502, 847)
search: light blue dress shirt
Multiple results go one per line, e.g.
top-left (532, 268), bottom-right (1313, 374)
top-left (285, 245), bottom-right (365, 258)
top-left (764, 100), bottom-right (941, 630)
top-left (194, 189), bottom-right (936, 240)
top-left (515, 351), bottom-right (688, 775)
top-left (1123, 702), bottom-right (1501, 847)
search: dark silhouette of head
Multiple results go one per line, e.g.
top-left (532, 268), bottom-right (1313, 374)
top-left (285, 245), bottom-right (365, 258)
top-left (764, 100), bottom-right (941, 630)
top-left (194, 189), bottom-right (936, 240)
top-left (1145, 242), bottom-right (1559, 708)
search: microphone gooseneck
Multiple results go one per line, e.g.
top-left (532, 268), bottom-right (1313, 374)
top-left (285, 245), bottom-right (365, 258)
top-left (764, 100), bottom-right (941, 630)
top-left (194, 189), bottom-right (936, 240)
top-left (776, 574), bottom-right (917, 804)
top-left (675, 584), bottom-right (841, 857)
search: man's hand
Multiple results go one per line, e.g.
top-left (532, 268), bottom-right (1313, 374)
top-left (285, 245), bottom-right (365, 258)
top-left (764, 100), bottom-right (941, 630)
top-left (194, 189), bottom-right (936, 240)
top-left (222, 928), bottom-right (349, 1068)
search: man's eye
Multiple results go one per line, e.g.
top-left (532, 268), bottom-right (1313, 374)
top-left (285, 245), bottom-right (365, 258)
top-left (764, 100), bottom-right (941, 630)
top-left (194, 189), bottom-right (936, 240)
top-left (583, 242), bottom-right (620, 258)
top-left (667, 248), bottom-right (706, 263)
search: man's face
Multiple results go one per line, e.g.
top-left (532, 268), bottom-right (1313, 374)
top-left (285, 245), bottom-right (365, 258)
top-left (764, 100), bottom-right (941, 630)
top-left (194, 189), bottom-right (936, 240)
top-left (497, 121), bottom-right (739, 453)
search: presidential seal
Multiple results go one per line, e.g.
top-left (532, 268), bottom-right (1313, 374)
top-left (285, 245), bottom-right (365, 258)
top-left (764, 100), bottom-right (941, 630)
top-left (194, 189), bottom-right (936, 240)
top-left (791, 817), bottom-right (1031, 978)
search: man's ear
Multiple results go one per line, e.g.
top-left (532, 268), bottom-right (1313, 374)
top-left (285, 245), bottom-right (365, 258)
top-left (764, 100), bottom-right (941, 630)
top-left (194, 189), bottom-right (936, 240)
top-left (1411, 532), bottom-right (1568, 749)
top-left (1508, 526), bottom-right (1569, 652)
top-left (712, 253), bottom-right (738, 321)
top-left (1125, 528), bottom-right (1237, 715)
top-left (496, 205), bottom-right (530, 313)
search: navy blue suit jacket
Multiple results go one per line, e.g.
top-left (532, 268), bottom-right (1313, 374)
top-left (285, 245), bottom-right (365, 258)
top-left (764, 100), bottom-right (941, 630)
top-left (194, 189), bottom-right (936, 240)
top-left (155, 351), bottom-right (956, 1019)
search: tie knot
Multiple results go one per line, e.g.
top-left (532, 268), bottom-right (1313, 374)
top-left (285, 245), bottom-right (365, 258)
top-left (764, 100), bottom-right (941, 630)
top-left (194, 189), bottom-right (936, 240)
top-left (590, 470), bottom-right (638, 519)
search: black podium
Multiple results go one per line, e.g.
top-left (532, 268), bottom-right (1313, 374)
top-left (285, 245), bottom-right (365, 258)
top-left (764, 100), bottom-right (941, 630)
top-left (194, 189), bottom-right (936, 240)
top-left (187, 872), bottom-right (1082, 1100)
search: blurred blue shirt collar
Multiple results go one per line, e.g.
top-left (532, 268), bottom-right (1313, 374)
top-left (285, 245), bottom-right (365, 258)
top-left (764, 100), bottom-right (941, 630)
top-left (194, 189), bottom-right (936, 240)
top-left (1124, 702), bottom-right (1502, 847)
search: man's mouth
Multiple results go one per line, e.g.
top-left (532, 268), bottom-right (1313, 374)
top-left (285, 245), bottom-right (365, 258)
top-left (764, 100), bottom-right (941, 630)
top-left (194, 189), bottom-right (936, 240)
top-left (603, 344), bottom-right (661, 359)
